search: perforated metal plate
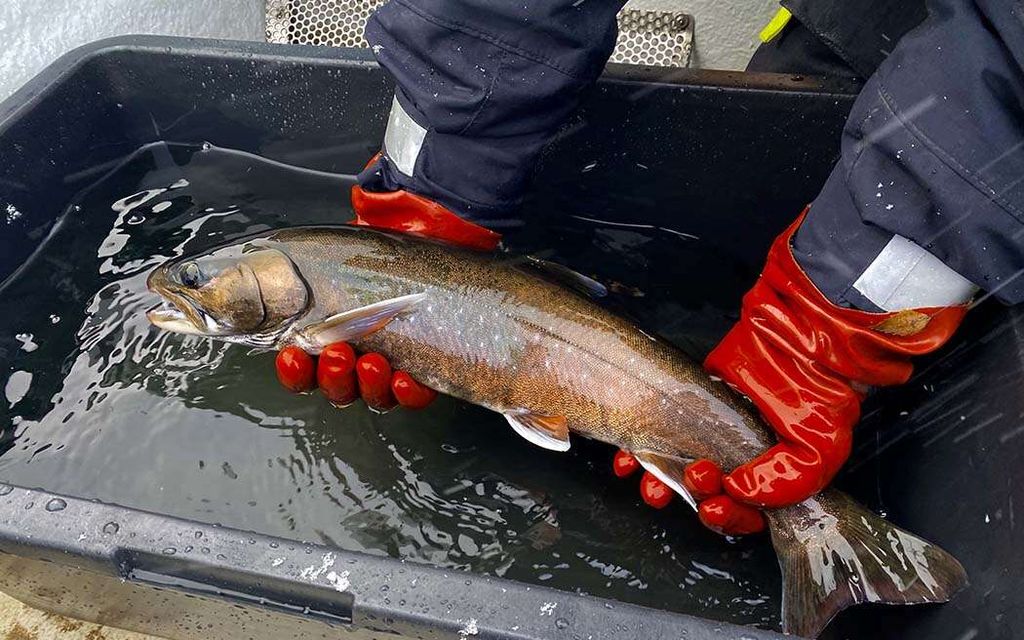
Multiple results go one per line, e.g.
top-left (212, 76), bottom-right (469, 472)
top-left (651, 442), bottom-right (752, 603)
top-left (266, 0), bottom-right (693, 68)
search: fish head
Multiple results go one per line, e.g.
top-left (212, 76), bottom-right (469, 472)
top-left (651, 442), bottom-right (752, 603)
top-left (147, 242), bottom-right (309, 343)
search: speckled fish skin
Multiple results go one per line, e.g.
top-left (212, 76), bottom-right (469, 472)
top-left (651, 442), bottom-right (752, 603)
top-left (149, 226), bottom-right (968, 638)
top-left (266, 228), bottom-right (769, 467)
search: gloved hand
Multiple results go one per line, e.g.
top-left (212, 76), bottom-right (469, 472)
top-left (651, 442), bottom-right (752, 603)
top-left (350, 155), bottom-right (501, 252)
top-left (684, 209), bottom-right (967, 533)
top-left (612, 209), bottom-right (969, 535)
top-left (275, 343), bottom-right (436, 412)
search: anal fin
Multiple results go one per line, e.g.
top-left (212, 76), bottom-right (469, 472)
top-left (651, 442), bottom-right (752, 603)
top-left (635, 451), bottom-right (696, 509)
top-left (505, 411), bottom-right (570, 452)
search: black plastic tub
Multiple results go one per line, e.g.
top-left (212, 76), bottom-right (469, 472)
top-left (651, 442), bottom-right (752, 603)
top-left (0, 35), bottom-right (1016, 640)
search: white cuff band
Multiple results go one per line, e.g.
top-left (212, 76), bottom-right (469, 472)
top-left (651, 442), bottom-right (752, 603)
top-left (382, 95), bottom-right (427, 178)
top-left (852, 234), bottom-right (978, 311)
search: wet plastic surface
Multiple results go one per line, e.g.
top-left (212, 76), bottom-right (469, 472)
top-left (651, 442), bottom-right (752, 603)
top-left (1, 35), bottom-right (1014, 640)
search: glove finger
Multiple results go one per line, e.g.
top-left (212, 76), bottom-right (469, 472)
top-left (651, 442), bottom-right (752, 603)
top-left (682, 459), bottom-right (723, 501)
top-left (356, 352), bottom-right (397, 412)
top-left (612, 449), bottom-right (641, 478)
top-left (317, 342), bottom-right (358, 407)
top-left (275, 345), bottom-right (315, 393)
top-left (697, 495), bottom-right (766, 536)
top-left (639, 471), bottom-right (673, 509)
top-left (391, 370), bottom-right (437, 409)
top-left (722, 440), bottom-right (847, 509)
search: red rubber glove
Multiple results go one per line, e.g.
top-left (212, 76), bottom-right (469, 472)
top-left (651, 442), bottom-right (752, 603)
top-left (610, 450), bottom-right (764, 535)
top-left (350, 156), bottom-right (501, 252)
top-left (683, 460), bottom-right (765, 535)
top-left (700, 209), bottom-right (968, 510)
top-left (275, 342), bottom-right (436, 412)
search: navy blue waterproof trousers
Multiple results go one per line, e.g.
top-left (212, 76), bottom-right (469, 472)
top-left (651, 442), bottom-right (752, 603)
top-left (361, 0), bottom-right (1024, 309)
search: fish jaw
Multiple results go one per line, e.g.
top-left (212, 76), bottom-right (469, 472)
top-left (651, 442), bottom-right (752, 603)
top-left (147, 302), bottom-right (210, 336)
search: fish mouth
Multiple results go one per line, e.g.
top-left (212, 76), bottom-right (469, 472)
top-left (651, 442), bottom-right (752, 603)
top-left (146, 299), bottom-right (211, 335)
top-left (146, 268), bottom-right (223, 336)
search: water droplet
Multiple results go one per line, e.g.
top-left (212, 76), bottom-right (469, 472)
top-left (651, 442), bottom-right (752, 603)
top-left (201, 142), bottom-right (212, 151)
top-left (184, 545), bottom-right (194, 553)
top-left (162, 547), bottom-right (176, 555)
top-left (49, 315), bottom-right (60, 324)
top-left (102, 522), bottom-right (120, 535)
top-left (45, 498), bottom-right (67, 512)
top-left (23, 502), bottom-right (33, 510)
top-left (554, 618), bottom-right (569, 630)
top-left (0, 485), bottom-right (13, 496)
top-left (269, 541), bottom-right (279, 549)
top-left (194, 531), bottom-right (203, 539)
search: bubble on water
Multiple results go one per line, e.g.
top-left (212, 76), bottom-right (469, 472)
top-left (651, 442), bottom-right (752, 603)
top-left (126, 213), bottom-right (146, 225)
top-left (162, 547), bottom-right (177, 555)
top-left (49, 315), bottom-right (60, 324)
top-left (201, 142), bottom-right (213, 151)
top-left (5, 370), bottom-right (32, 407)
top-left (5, 203), bottom-right (22, 224)
top-left (15, 333), bottom-right (37, 352)
top-left (102, 522), bottom-right (120, 535)
top-left (554, 618), bottom-right (569, 630)
top-left (45, 498), bottom-right (67, 512)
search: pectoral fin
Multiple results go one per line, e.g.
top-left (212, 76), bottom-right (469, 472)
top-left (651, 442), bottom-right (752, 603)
top-left (504, 411), bottom-right (571, 452)
top-left (635, 451), bottom-right (696, 509)
top-left (295, 293), bottom-right (426, 353)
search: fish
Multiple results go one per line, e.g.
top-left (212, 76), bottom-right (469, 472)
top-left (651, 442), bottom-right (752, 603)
top-left (147, 226), bottom-right (967, 637)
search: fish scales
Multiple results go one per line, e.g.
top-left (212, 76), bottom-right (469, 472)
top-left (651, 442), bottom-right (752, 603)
top-left (275, 228), bottom-right (767, 468)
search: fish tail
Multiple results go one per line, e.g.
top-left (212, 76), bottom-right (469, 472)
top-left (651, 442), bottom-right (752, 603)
top-left (766, 489), bottom-right (967, 638)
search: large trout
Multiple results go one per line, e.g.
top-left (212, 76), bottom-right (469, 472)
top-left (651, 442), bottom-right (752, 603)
top-left (147, 226), bottom-right (966, 637)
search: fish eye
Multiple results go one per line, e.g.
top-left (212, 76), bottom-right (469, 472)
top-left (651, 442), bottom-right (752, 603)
top-left (179, 261), bottom-right (205, 289)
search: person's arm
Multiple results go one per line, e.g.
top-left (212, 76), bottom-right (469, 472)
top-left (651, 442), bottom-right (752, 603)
top-left (277, 0), bottom-right (627, 409)
top-left (688, 0), bottom-right (1024, 528)
top-left (352, 0), bottom-right (628, 248)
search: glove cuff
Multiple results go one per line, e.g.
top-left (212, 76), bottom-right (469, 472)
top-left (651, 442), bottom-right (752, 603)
top-left (350, 182), bottom-right (501, 252)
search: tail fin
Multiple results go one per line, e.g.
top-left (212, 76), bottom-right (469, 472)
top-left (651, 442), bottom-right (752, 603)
top-left (766, 489), bottom-right (967, 638)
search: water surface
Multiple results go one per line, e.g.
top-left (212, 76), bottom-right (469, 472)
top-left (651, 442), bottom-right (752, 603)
top-left (0, 142), bottom-right (780, 629)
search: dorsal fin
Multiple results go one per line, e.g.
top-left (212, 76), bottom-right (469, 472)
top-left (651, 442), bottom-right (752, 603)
top-left (524, 256), bottom-right (607, 298)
